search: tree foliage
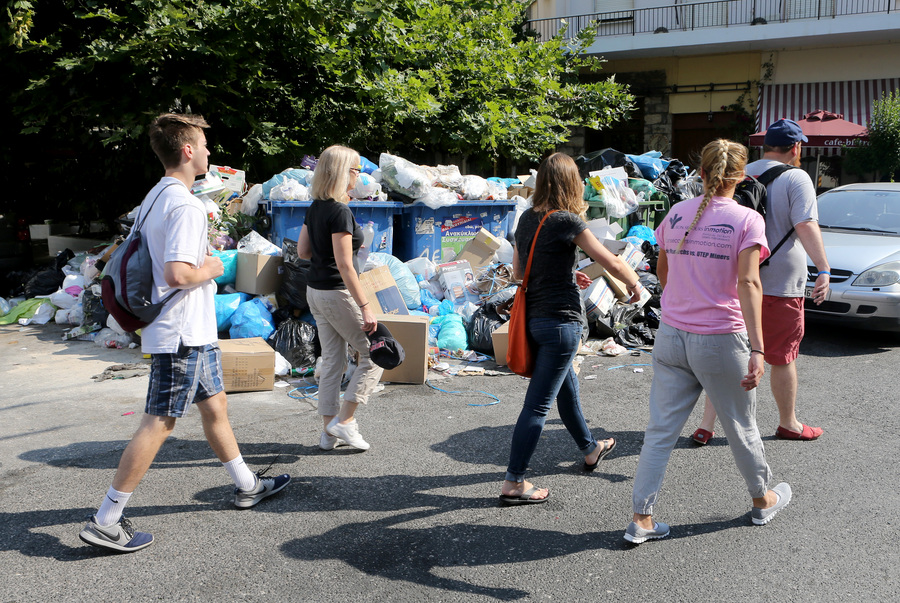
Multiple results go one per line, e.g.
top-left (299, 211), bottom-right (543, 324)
top-left (2, 0), bottom-right (632, 223)
top-left (844, 90), bottom-right (900, 182)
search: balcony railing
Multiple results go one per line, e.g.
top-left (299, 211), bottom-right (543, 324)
top-left (527, 0), bottom-right (896, 41)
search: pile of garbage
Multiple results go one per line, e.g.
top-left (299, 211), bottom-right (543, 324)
top-left (1, 145), bottom-right (695, 379)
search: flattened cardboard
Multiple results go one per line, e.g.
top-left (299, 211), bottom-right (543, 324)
top-left (378, 314), bottom-right (429, 384)
top-left (236, 252), bottom-right (284, 296)
top-left (219, 337), bottom-right (275, 392)
top-left (359, 265), bottom-right (410, 316)
top-left (455, 227), bottom-right (502, 274)
top-left (491, 321), bottom-right (509, 366)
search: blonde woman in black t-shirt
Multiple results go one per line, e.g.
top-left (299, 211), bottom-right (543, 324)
top-left (499, 153), bottom-right (642, 506)
top-left (298, 145), bottom-right (383, 452)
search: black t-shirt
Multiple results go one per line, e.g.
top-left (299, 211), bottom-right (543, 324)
top-left (304, 198), bottom-right (364, 290)
top-left (515, 209), bottom-right (586, 322)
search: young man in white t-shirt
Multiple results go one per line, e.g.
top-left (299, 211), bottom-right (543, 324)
top-left (79, 114), bottom-right (290, 553)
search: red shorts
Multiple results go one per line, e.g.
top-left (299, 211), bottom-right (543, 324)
top-left (761, 295), bottom-right (804, 365)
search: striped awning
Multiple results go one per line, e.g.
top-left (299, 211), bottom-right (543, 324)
top-left (756, 79), bottom-right (900, 132)
top-left (755, 79), bottom-right (899, 155)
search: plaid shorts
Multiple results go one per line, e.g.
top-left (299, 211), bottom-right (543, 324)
top-left (145, 343), bottom-right (224, 418)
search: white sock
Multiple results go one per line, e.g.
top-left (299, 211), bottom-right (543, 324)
top-left (95, 487), bottom-right (132, 527)
top-left (223, 455), bottom-right (257, 491)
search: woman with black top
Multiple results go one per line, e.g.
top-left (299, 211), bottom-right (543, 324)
top-left (499, 153), bottom-right (642, 506)
top-left (298, 145), bottom-right (383, 452)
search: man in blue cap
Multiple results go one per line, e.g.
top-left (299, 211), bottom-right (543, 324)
top-left (692, 118), bottom-right (831, 443)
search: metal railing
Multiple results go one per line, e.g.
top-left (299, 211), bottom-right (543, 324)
top-left (527, 0), bottom-right (896, 41)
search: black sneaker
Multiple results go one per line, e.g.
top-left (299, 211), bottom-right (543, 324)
top-left (79, 516), bottom-right (154, 553)
top-left (233, 472), bottom-right (291, 508)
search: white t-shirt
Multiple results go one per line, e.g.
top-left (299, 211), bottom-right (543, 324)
top-left (745, 159), bottom-right (818, 297)
top-left (139, 177), bottom-right (218, 353)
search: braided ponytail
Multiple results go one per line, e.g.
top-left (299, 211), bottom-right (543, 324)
top-left (676, 139), bottom-right (747, 252)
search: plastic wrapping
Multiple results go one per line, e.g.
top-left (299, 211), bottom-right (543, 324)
top-left (237, 231), bottom-right (282, 256)
top-left (270, 179), bottom-right (310, 202)
top-left (379, 153), bottom-right (432, 199)
top-left (94, 327), bottom-right (133, 349)
top-left (242, 183), bottom-right (263, 216)
top-left (415, 186), bottom-right (459, 209)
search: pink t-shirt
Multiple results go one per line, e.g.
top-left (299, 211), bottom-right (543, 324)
top-left (655, 195), bottom-right (770, 334)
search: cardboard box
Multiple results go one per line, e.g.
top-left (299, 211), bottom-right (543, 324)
top-left (378, 314), bottom-right (429, 384)
top-left (491, 321), bottom-right (509, 366)
top-left (218, 337), bottom-right (275, 392)
top-left (236, 252), bottom-right (284, 296)
top-left (455, 228), bottom-right (502, 274)
top-left (601, 240), bottom-right (646, 270)
top-left (437, 260), bottom-right (479, 306)
top-left (582, 276), bottom-right (615, 319)
top-left (581, 260), bottom-right (639, 302)
top-left (211, 165), bottom-right (246, 195)
top-left (359, 265), bottom-right (410, 315)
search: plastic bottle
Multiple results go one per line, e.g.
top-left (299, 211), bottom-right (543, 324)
top-left (358, 221), bottom-right (375, 264)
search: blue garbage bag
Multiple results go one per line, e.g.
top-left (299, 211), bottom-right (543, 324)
top-left (261, 169), bottom-right (314, 198)
top-left (215, 292), bottom-right (251, 332)
top-left (625, 152), bottom-right (670, 181)
top-left (368, 252), bottom-right (421, 310)
top-left (627, 225), bottom-right (657, 246)
top-left (359, 155), bottom-right (378, 174)
top-left (229, 298), bottom-right (275, 340)
top-left (431, 313), bottom-right (468, 351)
top-left (213, 250), bottom-right (238, 286)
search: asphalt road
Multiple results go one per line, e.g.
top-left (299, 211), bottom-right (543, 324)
top-left (0, 320), bottom-right (897, 602)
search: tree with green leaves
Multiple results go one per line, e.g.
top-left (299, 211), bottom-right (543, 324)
top-left (2, 0), bottom-right (632, 224)
top-left (844, 90), bottom-right (900, 182)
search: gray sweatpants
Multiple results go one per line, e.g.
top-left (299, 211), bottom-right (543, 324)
top-left (632, 322), bottom-right (773, 515)
top-left (307, 287), bottom-right (383, 416)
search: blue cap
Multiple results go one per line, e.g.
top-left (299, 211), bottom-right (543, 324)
top-left (764, 118), bottom-right (808, 146)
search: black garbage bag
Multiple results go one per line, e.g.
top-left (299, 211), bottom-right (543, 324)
top-left (82, 288), bottom-right (109, 327)
top-left (279, 239), bottom-right (311, 314)
top-left (616, 321), bottom-right (656, 348)
top-left (575, 148), bottom-right (641, 180)
top-left (482, 286), bottom-right (517, 319)
top-left (268, 318), bottom-right (319, 369)
top-left (466, 306), bottom-right (504, 355)
top-left (4, 268), bottom-right (38, 298)
top-left (25, 268), bottom-right (64, 298)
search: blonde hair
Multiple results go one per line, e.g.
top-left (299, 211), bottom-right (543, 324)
top-left (676, 139), bottom-right (748, 251)
top-left (310, 145), bottom-right (360, 203)
top-left (531, 153), bottom-right (587, 219)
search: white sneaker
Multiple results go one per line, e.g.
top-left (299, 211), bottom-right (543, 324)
top-left (318, 430), bottom-right (347, 451)
top-left (326, 417), bottom-right (370, 451)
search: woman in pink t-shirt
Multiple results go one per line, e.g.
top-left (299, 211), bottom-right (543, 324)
top-left (624, 139), bottom-right (793, 545)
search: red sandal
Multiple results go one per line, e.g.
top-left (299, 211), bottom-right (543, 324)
top-left (691, 428), bottom-right (714, 446)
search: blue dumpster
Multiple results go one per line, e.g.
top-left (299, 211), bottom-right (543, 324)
top-left (268, 200), bottom-right (404, 254)
top-left (395, 201), bottom-right (517, 263)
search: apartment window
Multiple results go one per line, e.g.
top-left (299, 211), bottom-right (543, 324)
top-left (594, 0), bottom-right (634, 14)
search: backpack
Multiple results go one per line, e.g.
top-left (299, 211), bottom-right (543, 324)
top-left (100, 184), bottom-right (180, 332)
top-left (732, 164), bottom-right (798, 266)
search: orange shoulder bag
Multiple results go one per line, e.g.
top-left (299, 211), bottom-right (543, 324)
top-left (506, 210), bottom-right (557, 377)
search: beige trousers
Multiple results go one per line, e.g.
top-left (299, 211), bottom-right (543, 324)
top-left (306, 287), bottom-right (383, 416)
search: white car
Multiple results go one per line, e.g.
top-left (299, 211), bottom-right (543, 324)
top-left (804, 183), bottom-right (900, 332)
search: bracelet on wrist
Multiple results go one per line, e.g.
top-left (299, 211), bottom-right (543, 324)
top-left (817, 271), bottom-right (831, 276)
top-left (750, 349), bottom-right (765, 356)
top-left (359, 302), bottom-right (369, 308)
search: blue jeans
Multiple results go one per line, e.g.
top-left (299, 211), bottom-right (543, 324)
top-left (505, 317), bottom-right (598, 482)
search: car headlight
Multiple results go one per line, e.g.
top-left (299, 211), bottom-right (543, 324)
top-left (853, 261), bottom-right (900, 287)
